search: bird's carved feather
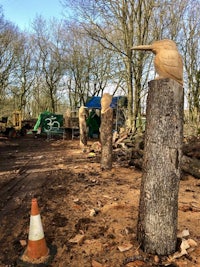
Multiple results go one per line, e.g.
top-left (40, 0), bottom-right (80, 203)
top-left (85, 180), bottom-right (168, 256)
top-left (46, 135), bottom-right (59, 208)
top-left (154, 50), bottom-right (183, 84)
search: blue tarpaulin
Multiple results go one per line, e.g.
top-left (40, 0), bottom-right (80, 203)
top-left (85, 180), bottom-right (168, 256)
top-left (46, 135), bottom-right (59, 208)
top-left (85, 96), bottom-right (127, 109)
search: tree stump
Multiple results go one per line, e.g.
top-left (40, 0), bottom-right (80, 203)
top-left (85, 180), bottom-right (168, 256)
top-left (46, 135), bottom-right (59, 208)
top-left (137, 78), bottom-right (184, 255)
top-left (100, 108), bottom-right (113, 170)
top-left (79, 106), bottom-right (87, 148)
top-left (100, 93), bottom-right (113, 170)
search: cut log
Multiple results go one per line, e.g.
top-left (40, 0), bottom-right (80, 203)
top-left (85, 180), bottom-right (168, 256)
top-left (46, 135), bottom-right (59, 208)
top-left (183, 138), bottom-right (200, 159)
top-left (113, 133), bottom-right (128, 147)
top-left (128, 149), bottom-right (200, 179)
top-left (182, 155), bottom-right (200, 179)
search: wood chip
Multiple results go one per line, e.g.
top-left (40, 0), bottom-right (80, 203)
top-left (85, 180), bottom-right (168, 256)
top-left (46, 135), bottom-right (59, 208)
top-left (69, 234), bottom-right (85, 245)
top-left (187, 238), bottom-right (197, 247)
top-left (118, 243), bottom-right (133, 252)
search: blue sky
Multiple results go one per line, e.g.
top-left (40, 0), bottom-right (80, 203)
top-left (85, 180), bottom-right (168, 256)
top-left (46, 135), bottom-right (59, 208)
top-left (1, 0), bottom-right (65, 30)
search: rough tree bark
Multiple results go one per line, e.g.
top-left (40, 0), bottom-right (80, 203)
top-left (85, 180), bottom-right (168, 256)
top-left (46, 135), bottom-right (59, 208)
top-left (137, 78), bottom-right (184, 255)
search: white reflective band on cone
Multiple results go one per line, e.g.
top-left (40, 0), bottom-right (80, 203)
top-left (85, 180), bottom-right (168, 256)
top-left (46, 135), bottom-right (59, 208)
top-left (29, 214), bottom-right (45, 241)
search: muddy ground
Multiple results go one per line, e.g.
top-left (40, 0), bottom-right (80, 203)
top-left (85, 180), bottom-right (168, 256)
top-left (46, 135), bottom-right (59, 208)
top-left (0, 134), bottom-right (200, 267)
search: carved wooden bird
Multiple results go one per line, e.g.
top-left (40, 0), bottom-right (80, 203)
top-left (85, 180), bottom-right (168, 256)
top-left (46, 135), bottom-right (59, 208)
top-left (131, 39), bottom-right (183, 85)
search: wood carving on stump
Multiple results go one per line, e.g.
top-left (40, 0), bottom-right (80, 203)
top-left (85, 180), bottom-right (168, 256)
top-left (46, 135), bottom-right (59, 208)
top-left (137, 78), bottom-right (184, 255)
top-left (100, 93), bottom-right (113, 170)
top-left (132, 39), bottom-right (183, 86)
top-left (79, 106), bottom-right (87, 149)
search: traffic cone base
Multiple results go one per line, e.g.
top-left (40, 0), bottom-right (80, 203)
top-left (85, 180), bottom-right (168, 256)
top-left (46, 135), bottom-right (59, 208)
top-left (21, 247), bottom-right (50, 264)
top-left (17, 245), bottom-right (57, 267)
top-left (23, 238), bottom-right (49, 261)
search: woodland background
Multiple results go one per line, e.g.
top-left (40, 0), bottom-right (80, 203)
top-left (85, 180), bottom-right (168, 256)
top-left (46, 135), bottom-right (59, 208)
top-left (0, 0), bottom-right (199, 133)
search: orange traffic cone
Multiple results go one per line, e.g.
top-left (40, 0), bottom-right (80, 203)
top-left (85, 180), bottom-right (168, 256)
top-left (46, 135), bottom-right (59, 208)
top-left (19, 198), bottom-right (51, 265)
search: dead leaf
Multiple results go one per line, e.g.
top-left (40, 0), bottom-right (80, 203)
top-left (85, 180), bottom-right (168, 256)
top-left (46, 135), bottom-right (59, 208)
top-left (91, 260), bottom-right (104, 267)
top-left (19, 240), bottom-right (27, 247)
top-left (172, 249), bottom-right (187, 259)
top-left (182, 229), bottom-right (190, 237)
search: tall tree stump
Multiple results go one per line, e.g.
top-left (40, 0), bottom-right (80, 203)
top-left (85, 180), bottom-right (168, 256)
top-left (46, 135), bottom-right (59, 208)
top-left (137, 78), bottom-right (184, 255)
top-left (100, 93), bottom-right (113, 170)
top-left (79, 106), bottom-right (87, 149)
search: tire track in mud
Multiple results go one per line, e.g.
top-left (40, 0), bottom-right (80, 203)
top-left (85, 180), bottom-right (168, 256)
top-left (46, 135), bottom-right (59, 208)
top-left (0, 138), bottom-right (96, 265)
top-left (0, 169), bottom-right (57, 265)
top-left (0, 158), bottom-right (31, 193)
top-left (0, 148), bottom-right (60, 265)
top-left (0, 173), bottom-right (29, 211)
top-left (0, 171), bottom-right (48, 218)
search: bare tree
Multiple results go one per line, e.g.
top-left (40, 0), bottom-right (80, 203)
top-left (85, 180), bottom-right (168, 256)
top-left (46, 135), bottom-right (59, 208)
top-left (179, 1), bottom-right (200, 132)
top-left (32, 16), bottom-right (67, 113)
top-left (9, 33), bottom-right (38, 118)
top-left (63, 22), bottom-right (118, 109)
top-left (0, 10), bottom-right (19, 110)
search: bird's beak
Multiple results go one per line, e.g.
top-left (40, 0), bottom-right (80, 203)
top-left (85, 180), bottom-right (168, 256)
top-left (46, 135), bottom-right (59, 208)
top-left (131, 44), bottom-right (153, 51)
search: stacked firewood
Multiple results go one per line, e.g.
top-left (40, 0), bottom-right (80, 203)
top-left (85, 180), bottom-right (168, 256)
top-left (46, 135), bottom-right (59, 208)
top-left (113, 131), bottom-right (200, 179)
top-left (182, 135), bottom-right (200, 179)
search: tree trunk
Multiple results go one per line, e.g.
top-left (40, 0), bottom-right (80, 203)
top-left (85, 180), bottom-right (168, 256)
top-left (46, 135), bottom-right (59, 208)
top-left (137, 78), bottom-right (184, 255)
top-left (126, 57), bottom-right (134, 129)
top-left (100, 108), bottom-right (113, 170)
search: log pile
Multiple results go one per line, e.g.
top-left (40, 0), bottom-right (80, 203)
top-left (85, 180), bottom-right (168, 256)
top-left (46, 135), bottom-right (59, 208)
top-left (182, 135), bottom-right (200, 179)
top-left (113, 131), bottom-right (200, 179)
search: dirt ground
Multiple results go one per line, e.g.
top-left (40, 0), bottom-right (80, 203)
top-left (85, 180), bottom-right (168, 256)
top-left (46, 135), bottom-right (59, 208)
top-left (0, 134), bottom-right (200, 267)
